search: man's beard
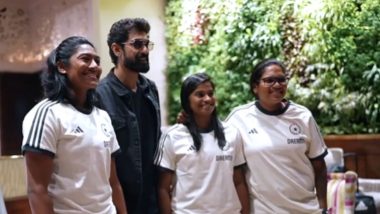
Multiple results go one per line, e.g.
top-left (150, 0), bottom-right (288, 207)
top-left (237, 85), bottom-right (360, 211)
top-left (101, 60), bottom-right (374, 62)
top-left (123, 53), bottom-right (150, 73)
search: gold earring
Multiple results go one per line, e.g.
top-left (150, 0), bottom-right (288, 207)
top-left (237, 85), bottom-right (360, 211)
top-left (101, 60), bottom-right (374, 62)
top-left (58, 68), bottom-right (66, 74)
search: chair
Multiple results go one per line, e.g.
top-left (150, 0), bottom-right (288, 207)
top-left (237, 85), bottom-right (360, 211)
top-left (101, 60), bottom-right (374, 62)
top-left (357, 178), bottom-right (380, 213)
top-left (325, 147), bottom-right (345, 173)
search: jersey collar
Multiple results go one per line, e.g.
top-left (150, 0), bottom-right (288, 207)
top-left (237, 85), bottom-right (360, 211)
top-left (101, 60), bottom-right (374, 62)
top-left (255, 99), bottom-right (290, 115)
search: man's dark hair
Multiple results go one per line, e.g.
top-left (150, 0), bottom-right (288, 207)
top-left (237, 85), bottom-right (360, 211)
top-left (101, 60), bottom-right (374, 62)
top-left (107, 18), bottom-right (150, 65)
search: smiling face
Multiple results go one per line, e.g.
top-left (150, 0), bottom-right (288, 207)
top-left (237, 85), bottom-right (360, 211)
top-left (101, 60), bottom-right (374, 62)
top-left (253, 64), bottom-right (287, 111)
top-left (121, 30), bottom-right (150, 73)
top-left (189, 81), bottom-right (216, 120)
top-left (59, 44), bottom-right (102, 96)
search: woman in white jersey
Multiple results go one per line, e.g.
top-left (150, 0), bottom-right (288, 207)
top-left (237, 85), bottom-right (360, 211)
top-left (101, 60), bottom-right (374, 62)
top-left (155, 73), bottom-right (249, 214)
top-left (22, 36), bottom-right (127, 214)
top-left (225, 59), bottom-right (329, 214)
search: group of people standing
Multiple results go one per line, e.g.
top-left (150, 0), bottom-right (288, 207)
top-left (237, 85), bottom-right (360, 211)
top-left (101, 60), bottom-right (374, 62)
top-left (21, 17), bottom-right (329, 214)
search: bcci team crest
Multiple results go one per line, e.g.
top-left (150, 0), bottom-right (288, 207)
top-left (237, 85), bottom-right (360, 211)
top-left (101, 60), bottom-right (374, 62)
top-left (289, 123), bottom-right (301, 135)
top-left (101, 123), bottom-right (112, 138)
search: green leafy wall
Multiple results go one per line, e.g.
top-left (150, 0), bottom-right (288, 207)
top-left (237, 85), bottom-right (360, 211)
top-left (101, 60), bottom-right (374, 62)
top-left (165, 0), bottom-right (380, 134)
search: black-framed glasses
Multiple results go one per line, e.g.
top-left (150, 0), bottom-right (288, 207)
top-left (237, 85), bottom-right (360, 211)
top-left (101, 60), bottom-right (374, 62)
top-left (122, 39), bottom-right (154, 51)
top-left (260, 76), bottom-right (288, 87)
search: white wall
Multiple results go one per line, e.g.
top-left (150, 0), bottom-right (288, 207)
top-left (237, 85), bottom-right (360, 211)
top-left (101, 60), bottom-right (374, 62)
top-left (97, 0), bottom-right (168, 126)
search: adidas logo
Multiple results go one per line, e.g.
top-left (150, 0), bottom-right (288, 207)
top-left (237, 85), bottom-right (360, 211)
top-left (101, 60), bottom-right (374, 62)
top-left (355, 201), bottom-right (368, 211)
top-left (72, 126), bottom-right (83, 134)
top-left (188, 145), bottom-right (196, 152)
top-left (248, 128), bottom-right (258, 134)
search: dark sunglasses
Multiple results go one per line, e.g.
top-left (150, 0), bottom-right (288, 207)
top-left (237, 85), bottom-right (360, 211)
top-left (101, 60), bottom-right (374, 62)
top-left (260, 76), bottom-right (288, 87)
top-left (122, 39), bottom-right (154, 51)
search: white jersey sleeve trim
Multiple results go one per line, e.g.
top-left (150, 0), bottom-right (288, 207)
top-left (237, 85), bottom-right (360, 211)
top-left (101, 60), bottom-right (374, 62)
top-left (22, 99), bottom-right (59, 155)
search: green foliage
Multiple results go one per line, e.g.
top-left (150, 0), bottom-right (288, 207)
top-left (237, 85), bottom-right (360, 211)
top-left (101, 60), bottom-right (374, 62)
top-left (288, 0), bottom-right (380, 133)
top-left (165, 0), bottom-right (380, 134)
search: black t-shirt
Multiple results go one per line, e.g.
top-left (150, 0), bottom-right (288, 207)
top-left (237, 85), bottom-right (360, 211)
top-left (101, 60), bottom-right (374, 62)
top-left (131, 87), bottom-right (157, 213)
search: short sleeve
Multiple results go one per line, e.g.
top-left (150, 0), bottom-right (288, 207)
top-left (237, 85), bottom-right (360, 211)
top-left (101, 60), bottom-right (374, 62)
top-left (110, 131), bottom-right (120, 154)
top-left (154, 130), bottom-right (176, 171)
top-left (233, 128), bottom-right (246, 166)
top-left (22, 102), bottom-right (58, 156)
top-left (102, 112), bottom-right (120, 154)
top-left (225, 111), bottom-right (239, 128)
top-left (225, 112), bottom-right (246, 166)
top-left (307, 116), bottom-right (327, 159)
top-left (109, 127), bottom-right (120, 155)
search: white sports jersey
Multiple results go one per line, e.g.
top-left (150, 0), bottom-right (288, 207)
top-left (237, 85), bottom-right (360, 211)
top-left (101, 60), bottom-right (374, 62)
top-left (155, 123), bottom-right (245, 214)
top-left (22, 99), bottom-right (120, 214)
top-left (226, 101), bottom-right (327, 214)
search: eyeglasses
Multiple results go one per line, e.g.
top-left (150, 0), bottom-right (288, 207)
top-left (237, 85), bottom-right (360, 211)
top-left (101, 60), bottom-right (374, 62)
top-left (122, 39), bottom-right (154, 51)
top-left (260, 76), bottom-right (288, 87)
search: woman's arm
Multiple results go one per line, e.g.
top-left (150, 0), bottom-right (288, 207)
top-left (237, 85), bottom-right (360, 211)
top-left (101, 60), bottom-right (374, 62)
top-left (25, 152), bottom-right (54, 214)
top-left (311, 157), bottom-right (327, 209)
top-left (158, 169), bottom-right (174, 214)
top-left (109, 158), bottom-right (127, 214)
top-left (233, 166), bottom-right (250, 214)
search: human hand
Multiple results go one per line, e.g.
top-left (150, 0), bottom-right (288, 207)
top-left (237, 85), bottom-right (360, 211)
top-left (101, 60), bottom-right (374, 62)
top-left (176, 110), bottom-right (188, 124)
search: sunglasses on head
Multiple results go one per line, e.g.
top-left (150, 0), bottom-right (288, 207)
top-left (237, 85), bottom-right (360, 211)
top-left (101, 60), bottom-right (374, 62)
top-left (260, 76), bottom-right (288, 87)
top-left (122, 39), bottom-right (154, 51)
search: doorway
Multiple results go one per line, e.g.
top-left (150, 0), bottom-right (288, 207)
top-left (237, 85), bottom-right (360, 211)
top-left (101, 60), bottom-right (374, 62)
top-left (0, 72), bottom-right (42, 155)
